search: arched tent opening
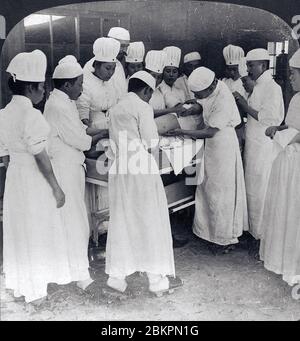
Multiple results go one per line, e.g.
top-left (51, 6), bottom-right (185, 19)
top-left (0, 0), bottom-right (298, 110)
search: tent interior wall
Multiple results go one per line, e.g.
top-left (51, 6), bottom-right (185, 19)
top-left (0, 0), bottom-right (299, 198)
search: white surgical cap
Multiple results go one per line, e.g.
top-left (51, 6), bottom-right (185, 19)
top-left (188, 67), bottom-right (215, 92)
top-left (52, 55), bottom-right (83, 79)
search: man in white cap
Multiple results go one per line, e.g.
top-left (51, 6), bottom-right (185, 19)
top-left (0, 50), bottom-right (67, 304)
top-left (125, 41), bottom-right (145, 79)
top-left (174, 51), bottom-right (202, 101)
top-left (234, 48), bottom-right (284, 244)
top-left (44, 55), bottom-right (107, 291)
top-left (167, 67), bottom-right (248, 252)
top-left (107, 26), bottom-right (131, 98)
top-left (106, 70), bottom-right (182, 296)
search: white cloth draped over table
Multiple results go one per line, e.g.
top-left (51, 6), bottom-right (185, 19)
top-left (260, 92), bottom-right (300, 286)
top-left (44, 89), bottom-right (92, 283)
top-left (193, 81), bottom-right (248, 245)
top-left (106, 92), bottom-right (175, 278)
top-left (0, 96), bottom-right (71, 303)
top-left (244, 70), bottom-right (284, 240)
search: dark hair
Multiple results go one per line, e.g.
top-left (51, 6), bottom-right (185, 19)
top-left (53, 76), bottom-right (78, 89)
top-left (128, 78), bottom-right (150, 92)
top-left (8, 77), bottom-right (40, 95)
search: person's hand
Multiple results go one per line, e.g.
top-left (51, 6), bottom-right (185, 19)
top-left (233, 92), bottom-right (248, 109)
top-left (178, 106), bottom-right (195, 117)
top-left (173, 105), bottom-right (187, 116)
top-left (164, 128), bottom-right (184, 136)
top-left (265, 126), bottom-right (278, 139)
top-left (185, 99), bottom-right (198, 105)
top-left (53, 186), bottom-right (65, 208)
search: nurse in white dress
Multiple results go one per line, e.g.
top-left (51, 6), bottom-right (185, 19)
top-left (0, 50), bottom-right (67, 304)
top-left (259, 49), bottom-right (300, 286)
top-left (106, 71), bottom-right (182, 294)
top-left (44, 56), bottom-right (106, 290)
top-left (234, 49), bottom-right (285, 241)
top-left (167, 67), bottom-right (248, 248)
top-left (174, 51), bottom-right (202, 101)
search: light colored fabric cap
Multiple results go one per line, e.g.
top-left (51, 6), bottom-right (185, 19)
top-left (107, 27), bottom-right (130, 41)
top-left (52, 55), bottom-right (83, 79)
top-left (129, 70), bottom-right (156, 91)
top-left (223, 44), bottom-right (245, 65)
top-left (126, 42), bottom-right (145, 63)
top-left (163, 46), bottom-right (181, 68)
top-left (246, 48), bottom-right (270, 61)
top-left (184, 52), bottom-right (201, 64)
top-left (6, 49), bottom-right (47, 82)
top-left (145, 50), bottom-right (167, 74)
top-left (188, 66), bottom-right (215, 92)
top-left (93, 37), bottom-right (120, 62)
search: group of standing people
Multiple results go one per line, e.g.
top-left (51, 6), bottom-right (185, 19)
top-left (0, 24), bottom-right (299, 305)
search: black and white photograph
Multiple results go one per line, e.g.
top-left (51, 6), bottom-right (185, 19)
top-left (0, 0), bottom-right (300, 323)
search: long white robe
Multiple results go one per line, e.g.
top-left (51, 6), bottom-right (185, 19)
top-left (158, 80), bottom-right (185, 108)
top-left (244, 70), bottom-right (284, 239)
top-left (0, 96), bottom-right (71, 303)
top-left (193, 81), bottom-right (248, 245)
top-left (260, 92), bottom-right (300, 286)
top-left (106, 92), bottom-right (175, 277)
top-left (44, 89), bottom-right (92, 282)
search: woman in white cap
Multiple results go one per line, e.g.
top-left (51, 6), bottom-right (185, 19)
top-left (77, 37), bottom-right (121, 229)
top-left (107, 27), bottom-right (130, 98)
top-left (167, 67), bottom-right (248, 252)
top-left (44, 56), bottom-right (106, 291)
top-left (106, 71), bottom-right (182, 296)
top-left (125, 41), bottom-right (145, 79)
top-left (145, 49), bottom-right (192, 117)
top-left (234, 48), bottom-right (284, 244)
top-left (259, 49), bottom-right (300, 286)
top-left (174, 51), bottom-right (202, 101)
top-left (0, 50), bottom-right (67, 304)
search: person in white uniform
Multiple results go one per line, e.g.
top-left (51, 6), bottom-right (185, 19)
top-left (234, 48), bottom-right (284, 242)
top-left (76, 37), bottom-right (121, 236)
top-left (106, 71), bottom-right (182, 295)
top-left (0, 50), bottom-right (67, 304)
top-left (107, 27), bottom-right (130, 99)
top-left (167, 67), bottom-right (248, 251)
top-left (125, 41), bottom-right (145, 79)
top-left (44, 56), bottom-right (106, 291)
top-left (222, 45), bottom-right (247, 153)
top-left (259, 49), bottom-right (300, 286)
top-left (174, 51), bottom-right (201, 101)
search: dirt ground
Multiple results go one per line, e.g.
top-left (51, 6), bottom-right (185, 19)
top-left (0, 214), bottom-right (300, 321)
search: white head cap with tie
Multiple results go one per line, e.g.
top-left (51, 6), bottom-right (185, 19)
top-left (184, 51), bottom-right (201, 64)
top-left (145, 50), bottom-right (167, 74)
top-left (6, 49), bottom-right (47, 82)
top-left (93, 37), bottom-right (120, 62)
top-left (107, 27), bottom-right (130, 42)
top-left (163, 46), bottom-right (181, 68)
top-left (52, 55), bottom-right (83, 79)
top-left (129, 70), bottom-right (156, 91)
top-left (246, 48), bottom-right (270, 61)
top-left (223, 44), bottom-right (245, 65)
top-left (289, 49), bottom-right (300, 68)
top-left (126, 42), bottom-right (145, 63)
top-left (188, 67), bottom-right (215, 92)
